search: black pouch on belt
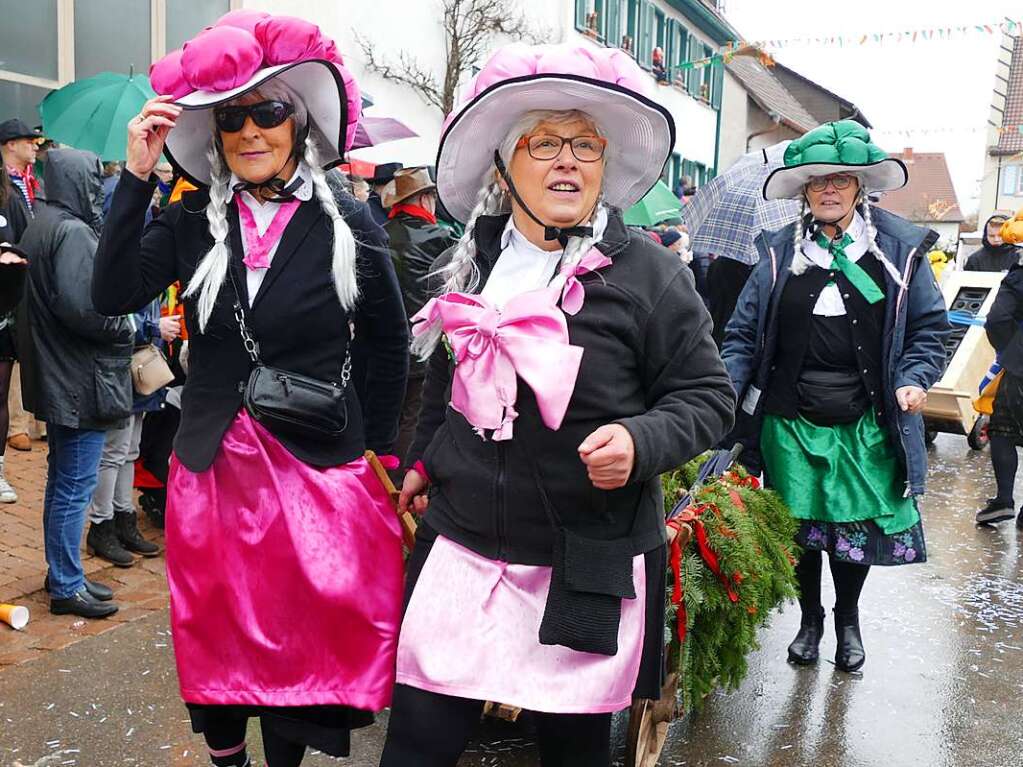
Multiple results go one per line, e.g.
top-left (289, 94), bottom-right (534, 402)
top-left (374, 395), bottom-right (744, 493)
top-left (514, 438), bottom-right (638, 656)
top-left (538, 527), bottom-right (636, 656)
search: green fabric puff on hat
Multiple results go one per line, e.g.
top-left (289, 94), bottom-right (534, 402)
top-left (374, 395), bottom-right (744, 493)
top-left (763, 119), bottom-right (908, 201)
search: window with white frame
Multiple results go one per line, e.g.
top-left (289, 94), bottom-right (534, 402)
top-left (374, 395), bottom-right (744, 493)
top-left (1001, 165), bottom-right (1023, 197)
top-left (0, 0), bottom-right (233, 125)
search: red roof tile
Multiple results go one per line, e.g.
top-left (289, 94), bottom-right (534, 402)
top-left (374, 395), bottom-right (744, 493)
top-left (996, 35), bottom-right (1023, 155)
top-left (876, 150), bottom-right (964, 223)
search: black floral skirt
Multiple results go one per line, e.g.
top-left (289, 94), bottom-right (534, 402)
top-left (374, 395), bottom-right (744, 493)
top-left (989, 370), bottom-right (1023, 444)
top-left (796, 518), bottom-right (927, 567)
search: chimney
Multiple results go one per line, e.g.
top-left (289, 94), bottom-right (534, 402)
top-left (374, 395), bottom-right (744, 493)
top-left (903, 147), bottom-right (914, 162)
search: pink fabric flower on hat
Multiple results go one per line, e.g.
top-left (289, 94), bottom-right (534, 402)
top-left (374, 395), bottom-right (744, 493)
top-left (254, 15), bottom-right (330, 65)
top-left (181, 25), bottom-right (264, 93)
top-left (149, 48), bottom-right (190, 100)
top-left (214, 8), bottom-right (270, 34)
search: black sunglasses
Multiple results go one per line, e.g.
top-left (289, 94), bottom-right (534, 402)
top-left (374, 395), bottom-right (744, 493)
top-left (214, 100), bottom-right (295, 133)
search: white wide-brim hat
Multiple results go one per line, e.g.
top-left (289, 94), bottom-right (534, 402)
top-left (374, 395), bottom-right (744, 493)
top-left (149, 12), bottom-right (361, 187)
top-left (437, 45), bottom-right (676, 223)
top-left (762, 158), bottom-right (908, 201)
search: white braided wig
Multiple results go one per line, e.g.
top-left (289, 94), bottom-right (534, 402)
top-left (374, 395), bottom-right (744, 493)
top-left (182, 79), bottom-right (359, 331)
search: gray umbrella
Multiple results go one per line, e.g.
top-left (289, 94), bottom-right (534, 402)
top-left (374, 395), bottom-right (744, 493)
top-left (682, 142), bottom-right (801, 265)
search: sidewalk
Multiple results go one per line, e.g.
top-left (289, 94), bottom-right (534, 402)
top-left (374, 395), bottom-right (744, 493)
top-left (0, 438), bottom-right (170, 669)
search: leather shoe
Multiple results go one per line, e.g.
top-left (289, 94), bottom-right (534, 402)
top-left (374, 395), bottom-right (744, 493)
top-left (834, 609), bottom-right (865, 672)
top-left (44, 575), bottom-right (114, 601)
top-left (787, 607), bottom-right (825, 665)
top-left (50, 587), bottom-right (119, 619)
top-left (7, 433), bottom-right (31, 451)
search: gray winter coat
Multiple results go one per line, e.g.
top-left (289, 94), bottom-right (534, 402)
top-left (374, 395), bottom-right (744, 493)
top-left (20, 148), bottom-right (133, 430)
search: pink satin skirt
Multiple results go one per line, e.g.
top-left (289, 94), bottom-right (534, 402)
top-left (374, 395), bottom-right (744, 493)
top-left (396, 535), bottom-right (647, 714)
top-left (165, 411), bottom-right (403, 710)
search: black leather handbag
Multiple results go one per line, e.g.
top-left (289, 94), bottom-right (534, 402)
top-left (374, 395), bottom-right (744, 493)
top-left (229, 272), bottom-right (350, 442)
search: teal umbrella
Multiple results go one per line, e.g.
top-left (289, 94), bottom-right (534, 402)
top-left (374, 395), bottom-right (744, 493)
top-left (40, 70), bottom-right (157, 161)
top-left (623, 180), bottom-right (682, 227)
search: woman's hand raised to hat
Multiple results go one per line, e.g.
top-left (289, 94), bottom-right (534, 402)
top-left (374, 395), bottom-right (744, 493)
top-left (126, 95), bottom-right (181, 181)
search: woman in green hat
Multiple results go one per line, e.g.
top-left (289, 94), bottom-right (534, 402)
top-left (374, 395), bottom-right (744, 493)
top-left (722, 120), bottom-right (950, 672)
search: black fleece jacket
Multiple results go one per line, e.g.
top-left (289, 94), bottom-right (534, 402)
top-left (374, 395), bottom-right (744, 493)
top-left (408, 208), bottom-right (735, 565)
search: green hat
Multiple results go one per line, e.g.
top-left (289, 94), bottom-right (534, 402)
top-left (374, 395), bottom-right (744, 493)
top-left (762, 120), bottom-right (908, 201)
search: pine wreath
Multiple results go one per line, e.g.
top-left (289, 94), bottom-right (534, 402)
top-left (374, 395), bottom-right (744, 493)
top-left (661, 455), bottom-right (800, 713)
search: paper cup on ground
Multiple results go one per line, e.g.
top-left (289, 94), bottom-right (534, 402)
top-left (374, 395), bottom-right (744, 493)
top-left (0, 603), bottom-right (29, 630)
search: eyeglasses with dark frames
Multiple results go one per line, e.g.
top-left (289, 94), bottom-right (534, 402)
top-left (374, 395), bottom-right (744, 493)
top-left (515, 134), bottom-right (607, 162)
top-left (214, 101), bottom-right (295, 133)
top-left (807, 174), bottom-right (856, 192)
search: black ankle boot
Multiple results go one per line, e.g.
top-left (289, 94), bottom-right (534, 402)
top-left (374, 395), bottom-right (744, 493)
top-left (787, 607), bottom-right (825, 665)
top-left (115, 511), bottom-right (161, 557)
top-left (834, 609), bottom-right (865, 672)
top-left (86, 519), bottom-right (135, 567)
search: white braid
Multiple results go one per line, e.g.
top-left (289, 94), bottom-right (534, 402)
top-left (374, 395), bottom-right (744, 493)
top-left (859, 196), bottom-right (907, 287)
top-left (790, 198), bottom-right (812, 276)
top-left (182, 147), bottom-right (232, 331)
top-left (303, 137), bottom-right (359, 310)
top-left (410, 177), bottom-right (507, 360)
top-left (547, 201), bottom-right (607, 294)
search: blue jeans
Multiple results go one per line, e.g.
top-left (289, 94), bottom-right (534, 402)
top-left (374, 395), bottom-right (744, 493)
top-left (43, 425), bottom-right (106, 599)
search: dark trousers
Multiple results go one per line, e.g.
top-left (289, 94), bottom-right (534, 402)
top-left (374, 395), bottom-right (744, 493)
top-left (380, 684), bottom-right (613, 767)
top-left (43, 424), bottom-right (106, 598)
top-left (396, 374), bottom-right (424, 468)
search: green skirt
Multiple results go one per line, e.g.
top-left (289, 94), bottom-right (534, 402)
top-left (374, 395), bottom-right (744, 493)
top-left (760, 411), bottom-right (919, 536)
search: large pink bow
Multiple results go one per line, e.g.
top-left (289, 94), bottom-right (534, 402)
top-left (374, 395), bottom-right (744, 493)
top-left (559, 247), bottom-right (613, 316)
top-left (412, 291), bottom-right (583, 441)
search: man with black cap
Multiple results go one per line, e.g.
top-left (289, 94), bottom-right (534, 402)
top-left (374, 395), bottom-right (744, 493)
top-left (367, 161), bottom-right (403, 227)
top-left (0, 119), bottom-right (42, 225)
top-left (383, 167), bottom-right (454, 463)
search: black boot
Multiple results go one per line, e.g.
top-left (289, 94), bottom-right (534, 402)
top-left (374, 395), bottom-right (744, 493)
top-left (976, 497), bottom-right (1015, 525)
top-left (834, 609), bottom-right (865, 672)
top-left (138, 489), bottom-right (165, 529)
top-left (787, 606), bottom-right (825, 665)
top-left (45, 575), bottom-right (114, 601)
top-left (115, 512), bottom-right (161, 557)
top-left (50, 587), bottom-right (119, 619)
top-left (86, 519), bottom-right (135, 567)
top-left (1017, 508), bottom-right (1023, 529)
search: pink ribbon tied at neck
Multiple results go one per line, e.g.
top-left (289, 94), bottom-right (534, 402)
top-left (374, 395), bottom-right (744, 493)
top-left (411, 289), bottom-right (584, 441)
top-left (559, 247), bottom-right (613, 316)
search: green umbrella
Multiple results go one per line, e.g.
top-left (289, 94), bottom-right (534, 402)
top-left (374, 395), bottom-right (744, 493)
top-left (623, 180), bottom-right (682, 227)
top-left (40, 70), bottom-right (156, 161)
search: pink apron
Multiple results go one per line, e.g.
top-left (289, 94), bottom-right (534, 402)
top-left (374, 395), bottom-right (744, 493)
top-left (165, 410), bottom-right (404, 710)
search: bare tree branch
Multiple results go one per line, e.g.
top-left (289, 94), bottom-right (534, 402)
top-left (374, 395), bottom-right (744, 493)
top-left (357, 0), bottom-right (553, 116)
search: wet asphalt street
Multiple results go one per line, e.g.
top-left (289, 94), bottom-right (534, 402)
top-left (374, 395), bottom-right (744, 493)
top-left (2, 433), bottom-right (1022, 767)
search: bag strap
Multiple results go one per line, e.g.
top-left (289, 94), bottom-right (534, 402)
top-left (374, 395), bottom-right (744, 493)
top-left (225, 264), bottom-right (353, 387)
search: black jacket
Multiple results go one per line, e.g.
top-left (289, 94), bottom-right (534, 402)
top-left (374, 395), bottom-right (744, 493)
top-left (0, 176), bottom-right (31, 245)
top-left (93, 170), bottom-right (408, 472)
top-left (384, 210), bottom-right (454, 376)
top-left (409, 209), bottom-right (735, 565)
top-left (21, 149), bottom-right (134, 429)
top-left (986, 264), bottom-right (1023, 377)
top-left (966, 214), bottom-right (1020, 272)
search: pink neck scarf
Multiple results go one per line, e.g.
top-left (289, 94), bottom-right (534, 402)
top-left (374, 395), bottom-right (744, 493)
top-left (558, 247), bottom-right (613, 315)
top-left (236, 196), bottom-right (301, 271)
top-left (411, 288), bottom-right (583, 441)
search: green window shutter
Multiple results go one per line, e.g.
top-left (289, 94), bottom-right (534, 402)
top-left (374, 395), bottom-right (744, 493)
top-left (595, 0), bottom-right (606, 40)
top-left (687, 37), bottom-right (701, 94)
top-left (607, 0), bottom-right (621, 47)
top-left (664, 19), bottom-right (674, 80)
top-left (711, 59), bottom-right (723, 109)
top-left (643, 2), bottom-right (655, 65)
top-left (575, 0), bottom-right (588, 31)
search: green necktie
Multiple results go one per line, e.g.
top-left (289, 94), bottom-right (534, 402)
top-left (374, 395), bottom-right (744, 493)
top-left (814, 232), bottom-right (884, 305)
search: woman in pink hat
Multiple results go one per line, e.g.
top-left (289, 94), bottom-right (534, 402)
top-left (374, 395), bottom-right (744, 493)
top-left (92, 11), bottom-right (408, 767)
top-left (380, 43), bottom-right (735, 766)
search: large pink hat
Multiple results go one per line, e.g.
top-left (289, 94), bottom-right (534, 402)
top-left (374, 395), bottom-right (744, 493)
top-left (437, 43), bottom-right (675, 222)
top-left (148, 11), bottom-right (361, 186)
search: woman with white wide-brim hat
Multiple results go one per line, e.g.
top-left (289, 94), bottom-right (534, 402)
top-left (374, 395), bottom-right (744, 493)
top-left (93, 10), bottom-right (409, 766)
top-left (380, 43), bottom-right (735, 766)
top-left (723, 120), bottom-right (949, 674)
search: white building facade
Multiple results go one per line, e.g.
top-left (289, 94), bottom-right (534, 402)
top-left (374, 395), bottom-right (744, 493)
top-left (240, 0), bottom-right (742, 191)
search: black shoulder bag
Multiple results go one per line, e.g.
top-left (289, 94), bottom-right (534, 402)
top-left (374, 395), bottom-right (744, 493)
top-left (515, 438), bottom-right (637, 657)
top-left (228, 269), bottom-right (351, 442)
